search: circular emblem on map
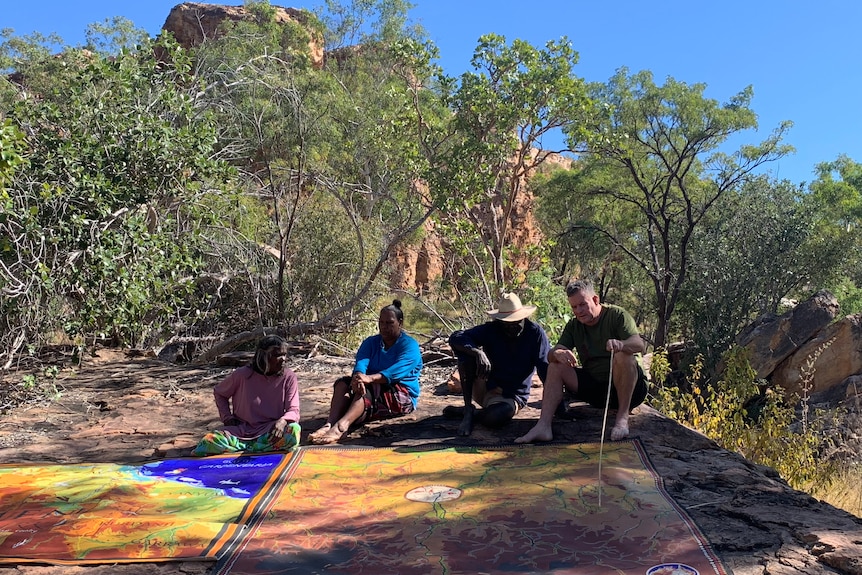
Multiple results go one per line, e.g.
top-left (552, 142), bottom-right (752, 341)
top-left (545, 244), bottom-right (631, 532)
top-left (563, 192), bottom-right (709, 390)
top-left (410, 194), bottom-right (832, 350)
top-left (646, 564), bottom-right (699, 575)
top-left (404, 485), bottom-right (462, 503)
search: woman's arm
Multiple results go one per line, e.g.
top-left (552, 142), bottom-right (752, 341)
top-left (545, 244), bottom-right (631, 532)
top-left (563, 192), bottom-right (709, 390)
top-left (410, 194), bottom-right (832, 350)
top-left (280, 370), bottom-right (300, 423)
top-left (213, 370), bottom-right (241, 423)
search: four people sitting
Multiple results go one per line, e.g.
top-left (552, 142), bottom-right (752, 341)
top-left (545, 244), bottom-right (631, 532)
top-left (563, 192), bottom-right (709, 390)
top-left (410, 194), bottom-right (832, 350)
top-left (194, 282), bottom-right (647, 455)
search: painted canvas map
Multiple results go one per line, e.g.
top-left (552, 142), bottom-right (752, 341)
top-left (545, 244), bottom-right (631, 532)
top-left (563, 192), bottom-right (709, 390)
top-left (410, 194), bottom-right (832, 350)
top-left (0, 452), bottom-right (290, 564)
top-left (216, 441), bottom-right (727, 575)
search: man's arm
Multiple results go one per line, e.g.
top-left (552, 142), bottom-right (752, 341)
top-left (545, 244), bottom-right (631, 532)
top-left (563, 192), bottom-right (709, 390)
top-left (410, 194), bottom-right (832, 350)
top-left (450, 328), bottom-right (492, 377)
top-left (606, 334), bottom-right (645, 354)
top-left (548, 344), bottom-right (578, 366)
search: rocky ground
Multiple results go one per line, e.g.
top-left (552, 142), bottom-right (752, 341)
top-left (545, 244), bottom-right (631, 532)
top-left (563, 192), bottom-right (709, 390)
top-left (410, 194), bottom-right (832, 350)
top-left (1, 347), bottom-right (861, 574)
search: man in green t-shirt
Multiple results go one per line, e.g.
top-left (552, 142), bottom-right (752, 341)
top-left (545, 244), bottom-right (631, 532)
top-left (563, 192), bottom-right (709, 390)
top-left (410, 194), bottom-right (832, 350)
top-left (515, 279), bottom-right (648, 443)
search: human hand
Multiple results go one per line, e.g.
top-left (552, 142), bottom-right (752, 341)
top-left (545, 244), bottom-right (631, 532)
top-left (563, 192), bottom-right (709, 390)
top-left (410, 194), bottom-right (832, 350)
top-left (606, 339), bottom-right (623, 353)
top-left (474, 349), bottom-right (492, 378)
top-left (351, 373), bottom-right (368, 396)
top-left (553, 348), bottom-right (578, 367)
top-left (271, 418), bottom-right (287, 438)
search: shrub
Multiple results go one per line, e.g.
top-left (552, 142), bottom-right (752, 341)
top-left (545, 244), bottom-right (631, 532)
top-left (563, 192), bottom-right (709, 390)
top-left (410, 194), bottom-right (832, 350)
top-left (649, 345), bottom-right (837, 491)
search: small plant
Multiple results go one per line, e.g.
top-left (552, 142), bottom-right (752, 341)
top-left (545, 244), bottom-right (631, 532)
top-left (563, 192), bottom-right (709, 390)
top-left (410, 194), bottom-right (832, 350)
top-left (798, 336), bottom-right (835, 433)
top-left (649, 345), bottom-right (837, 491)
top-left (20, 374), bottom-right (37, 390)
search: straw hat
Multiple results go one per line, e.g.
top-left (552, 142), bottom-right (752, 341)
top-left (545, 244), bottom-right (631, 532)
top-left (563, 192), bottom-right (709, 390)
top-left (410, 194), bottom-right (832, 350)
top-left (487, 293), bottom-right (536, 322)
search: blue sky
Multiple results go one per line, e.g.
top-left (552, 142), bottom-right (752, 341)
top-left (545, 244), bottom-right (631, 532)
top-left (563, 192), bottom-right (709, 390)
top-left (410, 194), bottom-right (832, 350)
top-left (4, 0), bottom-right (860, 185)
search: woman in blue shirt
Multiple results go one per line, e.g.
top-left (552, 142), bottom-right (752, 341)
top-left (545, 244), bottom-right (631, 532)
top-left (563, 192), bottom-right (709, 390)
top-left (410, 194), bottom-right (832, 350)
top-left (309, 299), bottom-right (423, 444)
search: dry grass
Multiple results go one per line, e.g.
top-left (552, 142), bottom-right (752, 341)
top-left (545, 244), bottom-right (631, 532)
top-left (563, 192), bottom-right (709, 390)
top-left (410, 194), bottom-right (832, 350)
top-left (817, 466), bottom-right (862, 517)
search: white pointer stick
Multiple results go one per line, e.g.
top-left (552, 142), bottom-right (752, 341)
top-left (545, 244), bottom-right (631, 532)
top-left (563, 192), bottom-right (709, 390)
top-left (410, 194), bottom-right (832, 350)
top-left (598, 348), bottom-right (614, 507)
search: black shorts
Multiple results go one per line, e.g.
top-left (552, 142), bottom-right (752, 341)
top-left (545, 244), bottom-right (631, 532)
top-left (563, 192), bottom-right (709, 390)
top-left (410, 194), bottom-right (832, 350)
top-left (570, 364), bottom-right (648, 410)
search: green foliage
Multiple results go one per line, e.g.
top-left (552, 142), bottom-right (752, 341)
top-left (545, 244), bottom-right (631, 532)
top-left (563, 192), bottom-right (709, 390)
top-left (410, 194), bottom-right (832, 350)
top-left (84, 17), bottom-right (150, 56)
top-left (186, 0), bottom-right (440, 335)
top-left (286, 191), bottom-right (369, 321)
top-left (828, 276), bottom-right (862, 315)
top-left (318, 0), bottom-right (422, 47)
top-left (0, 119), bottom-right (25, 193)
top-left (429, 33), bottom-right (598, 291)
top-left (1, 35), bottom-right (235, 356)
top-left (0, 28), bottom-right (63, 76)
top-left (676, 176), bottom-right (841, 371)
top-left (549, 68), bottom-right (793, 349)
top-left (809, 156), bottom-right (862, 305)
top-left (519, 267), bottom-right (570, 343)
top-left (650, 346), bottom-right (837, 490)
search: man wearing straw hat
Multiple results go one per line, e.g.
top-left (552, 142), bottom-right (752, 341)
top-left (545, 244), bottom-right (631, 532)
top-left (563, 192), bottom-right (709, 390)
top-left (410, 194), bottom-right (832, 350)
top-left (515, 279), bottom-right (648, 444)
top-left (446, 292), bottom-right (550, 436)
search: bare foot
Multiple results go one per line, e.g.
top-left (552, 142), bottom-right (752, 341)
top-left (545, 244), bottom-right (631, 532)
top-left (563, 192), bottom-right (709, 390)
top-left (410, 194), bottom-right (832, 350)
top-left (310, 423), bottom-right (348, 445)
top-left (610, 421), bottom-right (629, 441)
top-left (514, 423), bottom-right (553, 444)
top-left (308, 423), bottom-right (332, 440)
top-left (457, 405), bottom-right (475, 437)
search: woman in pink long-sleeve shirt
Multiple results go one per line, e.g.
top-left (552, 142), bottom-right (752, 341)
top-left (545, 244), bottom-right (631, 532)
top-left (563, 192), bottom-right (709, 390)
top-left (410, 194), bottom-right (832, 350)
top-left (192, 335), bottom-right (301, 456)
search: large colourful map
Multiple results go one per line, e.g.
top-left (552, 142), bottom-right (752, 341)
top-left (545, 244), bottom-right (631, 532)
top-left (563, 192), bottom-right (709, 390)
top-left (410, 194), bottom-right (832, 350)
top-left (0, 452), bottom-right (290, 564)
top-left (216, 441), bottom-right (727, 575)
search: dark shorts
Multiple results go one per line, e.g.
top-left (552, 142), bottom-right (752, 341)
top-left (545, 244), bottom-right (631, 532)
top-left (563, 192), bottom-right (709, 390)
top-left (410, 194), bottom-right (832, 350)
top-left (335, 376), bottom-right (415, 422)
top-left (570, 364), bottom-right (648, 410)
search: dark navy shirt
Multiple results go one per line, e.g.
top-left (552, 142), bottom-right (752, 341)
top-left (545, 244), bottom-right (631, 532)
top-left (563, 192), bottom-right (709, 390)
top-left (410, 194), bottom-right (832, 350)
top-left (449, 319), bottom-right (550, 407)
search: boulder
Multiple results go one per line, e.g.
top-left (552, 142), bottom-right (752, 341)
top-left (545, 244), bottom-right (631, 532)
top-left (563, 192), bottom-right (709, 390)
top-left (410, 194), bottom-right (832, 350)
top-left (736, 290), bottom-right (840, 379)
top-left (161, 2), bottom-right (324, 68)
top-left (773, 314), bottom-right (862, 397)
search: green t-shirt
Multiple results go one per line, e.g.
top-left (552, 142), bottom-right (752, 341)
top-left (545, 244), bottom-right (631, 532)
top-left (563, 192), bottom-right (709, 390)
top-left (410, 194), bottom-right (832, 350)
top-left (557, 304), bottom-right (640, 382)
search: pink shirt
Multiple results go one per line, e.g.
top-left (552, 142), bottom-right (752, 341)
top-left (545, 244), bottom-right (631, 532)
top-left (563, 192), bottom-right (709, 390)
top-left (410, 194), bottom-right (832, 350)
top-left (213, 366), bottom-right (300, 440)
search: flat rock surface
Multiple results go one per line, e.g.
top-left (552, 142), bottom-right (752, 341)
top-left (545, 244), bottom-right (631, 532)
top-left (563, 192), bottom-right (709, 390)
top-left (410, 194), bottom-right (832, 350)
top-left (1, 349), bottom-right (861, 574)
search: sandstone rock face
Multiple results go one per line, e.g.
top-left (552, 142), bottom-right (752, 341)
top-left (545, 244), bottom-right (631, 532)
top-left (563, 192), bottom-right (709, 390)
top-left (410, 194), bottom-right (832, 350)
top-left (161, 2), bottom-right (324, 68)
top-left (737, 290), bottom-right (840, 379)
top-left (389, 219), bottom-right (445, 293)
top-left (773, 313), bottom-right (862, 397)
top-left (390, 150), bottom-right (573, 292)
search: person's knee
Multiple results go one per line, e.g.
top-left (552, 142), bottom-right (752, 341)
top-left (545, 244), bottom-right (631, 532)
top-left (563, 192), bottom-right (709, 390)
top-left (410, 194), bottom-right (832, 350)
top-left (612, 351), bottom-right (637, 371)
top-left (482, 402), bottom-right (515, 428)
top-left (547, 361), bottom-right (569, 378)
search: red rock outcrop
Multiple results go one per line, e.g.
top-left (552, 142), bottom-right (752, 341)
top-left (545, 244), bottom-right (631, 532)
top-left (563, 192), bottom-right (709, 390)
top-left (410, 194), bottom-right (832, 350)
top-left (160, 2), bottom-right (324, 67)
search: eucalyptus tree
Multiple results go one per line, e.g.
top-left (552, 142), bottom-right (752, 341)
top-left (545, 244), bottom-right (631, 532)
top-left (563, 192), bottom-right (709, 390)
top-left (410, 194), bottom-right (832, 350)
top-left (533, 166), bottom-right (655, 343)
top-left (559, 68), bottom-right (793, 348)
top-left (430, 33), bottom-right (597, 297)
top-left (807, 155), bottom-right (862, 313)
top-left (189, 0), bottom-right (442, 354)
top-left (676, 176), bottom-right (841, 369)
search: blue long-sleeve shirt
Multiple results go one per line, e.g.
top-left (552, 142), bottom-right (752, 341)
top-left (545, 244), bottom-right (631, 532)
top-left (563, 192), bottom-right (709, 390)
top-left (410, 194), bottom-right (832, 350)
top-left (354, 332), bottom-right (423, 407)
top-left (449, 319), bottom-right (550, 407)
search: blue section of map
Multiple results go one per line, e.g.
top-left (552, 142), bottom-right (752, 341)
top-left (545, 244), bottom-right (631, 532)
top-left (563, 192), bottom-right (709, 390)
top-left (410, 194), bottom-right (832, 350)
top-left (128, 453), bottom-right (284, 499)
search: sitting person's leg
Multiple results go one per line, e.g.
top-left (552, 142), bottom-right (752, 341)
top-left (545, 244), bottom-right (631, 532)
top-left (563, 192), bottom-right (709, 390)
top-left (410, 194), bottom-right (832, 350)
top-left (309, 376), bottom-right (352, 440)
top-left (480, 394), bottom-right (517, 428)
top-left (311, 382), bottom-right (413, 444)
top-left (459, 360), bottom-right (491, 436)
top-left (515, 362), bottom-right (579, 443)
top-left (310, 391), bottom-right (366, 445)
top-left (192, 429), bottom-right (246, 456)
top-left (609, 357), bottom-right (649, 441)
